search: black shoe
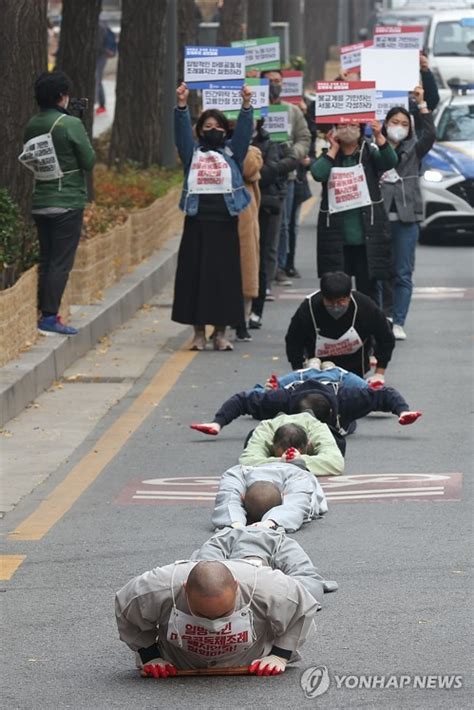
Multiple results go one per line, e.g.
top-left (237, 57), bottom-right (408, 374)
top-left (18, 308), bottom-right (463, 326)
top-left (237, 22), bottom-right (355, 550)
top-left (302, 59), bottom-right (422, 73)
top-left (248, 313), bottom-right (262, 329)
top-left (285, 266), bottom-right (301, 278)
top-left (235, 326), bottom-right (252, 341)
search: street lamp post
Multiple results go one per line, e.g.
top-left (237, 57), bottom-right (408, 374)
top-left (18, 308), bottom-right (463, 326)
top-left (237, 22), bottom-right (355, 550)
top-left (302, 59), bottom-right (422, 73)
top-left (160, 0), bottom-right (177, 168)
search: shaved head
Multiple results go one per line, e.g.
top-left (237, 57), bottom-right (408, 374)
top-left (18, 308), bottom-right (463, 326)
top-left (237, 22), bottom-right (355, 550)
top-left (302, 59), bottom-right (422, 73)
top-left (244, 481), bottom-right (282, 524)
top-left (186, 561), bottom-right (237, 619)
top-left (272, 423), bottom-right (308, 457)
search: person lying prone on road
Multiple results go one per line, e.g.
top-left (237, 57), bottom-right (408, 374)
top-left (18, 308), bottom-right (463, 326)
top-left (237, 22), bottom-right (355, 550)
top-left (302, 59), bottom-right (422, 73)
top-left (190, 526), bottom-right (338, 608)
top-left (190, 375), bottom-right (422, 440)
top-left (212, 460), bottom-right (328, 533)
top-left (115, 556), bottom-right (319, 677)
top-left (238, 413), bottom-right (345, 476)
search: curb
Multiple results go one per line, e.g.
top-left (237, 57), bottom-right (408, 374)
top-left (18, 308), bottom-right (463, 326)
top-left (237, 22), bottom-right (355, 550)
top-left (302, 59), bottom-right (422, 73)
top-left (0, 235), bottom-right (181, 427)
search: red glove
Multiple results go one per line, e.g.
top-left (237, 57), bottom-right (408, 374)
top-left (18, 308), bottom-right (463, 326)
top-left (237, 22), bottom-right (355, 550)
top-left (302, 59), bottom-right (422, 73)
top-left (282, 447), bottom-right (299, 462)
top-left (368, 379), bottom-right (384, 390)
top-left (190, 423), bottom-right (221, 436)
top-left (268, 373), bottom-right (279, 390)
top-left (248, 655), bottom-right (287, 676)
top-left (141, 659), bottom-right (177, 678)
top-left (398, 411), bottom-right (422, 425)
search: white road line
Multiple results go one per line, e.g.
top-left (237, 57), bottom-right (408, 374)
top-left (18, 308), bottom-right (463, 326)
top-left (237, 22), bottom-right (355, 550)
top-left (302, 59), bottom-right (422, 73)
top-left (327, 486), bottom-right (445, 496)
top-left (327, 490), bottom-right (445, 500)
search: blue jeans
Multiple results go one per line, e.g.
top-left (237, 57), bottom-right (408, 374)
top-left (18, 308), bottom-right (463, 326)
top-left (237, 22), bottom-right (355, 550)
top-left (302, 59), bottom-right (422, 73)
top-left (391, 221), bottom-right (419, 326)
top-left (278, 180), bottom-right (295, 270)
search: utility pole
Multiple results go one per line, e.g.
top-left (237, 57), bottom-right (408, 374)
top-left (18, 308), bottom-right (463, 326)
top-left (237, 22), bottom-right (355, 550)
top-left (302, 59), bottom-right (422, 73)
top-left (160, 0), bottom-right (177, 168)
top-left (261, 0), bottom-right (273, 37)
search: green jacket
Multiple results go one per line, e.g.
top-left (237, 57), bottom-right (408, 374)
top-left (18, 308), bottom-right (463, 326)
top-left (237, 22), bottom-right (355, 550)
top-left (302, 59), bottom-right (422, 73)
top-left (23, 108), bottom-right (96, 209)
top-left (239, 412), bottom-right (345, 476)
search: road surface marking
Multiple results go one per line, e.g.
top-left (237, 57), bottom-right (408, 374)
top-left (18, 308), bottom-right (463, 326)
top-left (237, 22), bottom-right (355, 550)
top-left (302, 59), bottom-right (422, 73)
top-left (8, 349), bottom-right (197, 541)
top-left (0, 555), bottom-right (26, 580)
top-left (277, 287), bottom-right (472, 300)
top-left (115, 473), bottom-right (462, 505)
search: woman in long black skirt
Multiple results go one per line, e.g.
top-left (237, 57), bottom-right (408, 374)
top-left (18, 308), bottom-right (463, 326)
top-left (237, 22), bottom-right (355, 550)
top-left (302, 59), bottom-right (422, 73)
top-left (172, 82), bottom-right (254, 351)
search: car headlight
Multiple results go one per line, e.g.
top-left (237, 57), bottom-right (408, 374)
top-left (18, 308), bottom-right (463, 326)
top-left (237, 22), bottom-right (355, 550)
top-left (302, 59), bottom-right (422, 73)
top-left (423, 169), bottom-right (458, 183)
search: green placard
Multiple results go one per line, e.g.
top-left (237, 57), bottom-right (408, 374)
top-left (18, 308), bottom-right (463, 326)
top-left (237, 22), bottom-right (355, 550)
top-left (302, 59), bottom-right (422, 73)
top-left (231, 36), bottom-right (280, 71)
top-left (265, 104), bottom-right (290, 142)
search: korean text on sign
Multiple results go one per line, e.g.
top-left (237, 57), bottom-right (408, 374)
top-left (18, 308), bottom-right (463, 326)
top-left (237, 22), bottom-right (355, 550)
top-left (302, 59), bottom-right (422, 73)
top-left (375, 91), bottom-right (409, 121)
top-left (374, 25), bottom-right (425, 50)
top-left (202, 78), bottom-right (269, 118)
top-left (340, 40), bottom-right (373, 73)
top-left (281, 70), bottom-right (304, 104)
top-left (231, 36), bottom-right (280, 71)
top-left (315, 81), bottom-right (376, 124)
top-left (169, 623), bottom-right (250, 658)
top-left (265, 104), bottom-right (290, 142)
top-left (184, 46), bottom-right (246, 89)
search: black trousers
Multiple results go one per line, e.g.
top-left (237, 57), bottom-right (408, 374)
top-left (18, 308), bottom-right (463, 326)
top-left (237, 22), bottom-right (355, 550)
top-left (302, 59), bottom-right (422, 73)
top-left (34, 209), bottom-right (84, 316)
top-left (252, 208), bottom-right (273, 318)
top-left (343, 245), bottom-right (378, 304)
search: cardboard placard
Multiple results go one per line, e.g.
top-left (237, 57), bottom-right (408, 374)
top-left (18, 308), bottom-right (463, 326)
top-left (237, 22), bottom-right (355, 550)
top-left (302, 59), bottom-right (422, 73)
top-left (231, 36), bottom-right (280, 71)
top-left (340, 40), bottom-right (373, 73)
top-left (202, 78), bottom-right (269, 119)
top-left (374, 25), bottom-right (425, 50)
top-left (265, 104), bottom-right (290, 142)
top-left (315, 81), bottom-right (376, 124)
top-left (375, 90), bottom-right (409, 120)
top-left (361, 48), bottom-right (420, 91)
top-left (281, 70), bottom-right (304, 104)
top-left (184, 46), bottom-right (246, 89)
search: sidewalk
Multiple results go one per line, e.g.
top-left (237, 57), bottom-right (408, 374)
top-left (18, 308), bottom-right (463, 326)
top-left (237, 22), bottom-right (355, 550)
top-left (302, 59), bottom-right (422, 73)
top-left (0, 235), bottom-right (182, 427)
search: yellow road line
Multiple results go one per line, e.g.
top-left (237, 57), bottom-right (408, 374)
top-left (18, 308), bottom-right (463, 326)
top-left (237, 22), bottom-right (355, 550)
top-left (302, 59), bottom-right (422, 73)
top-left (0, 555), bottom-right (26, 580)
top-left (9, 349), bottom-right (197, 542)
top-left (300, 195), bottom-right (317, 223)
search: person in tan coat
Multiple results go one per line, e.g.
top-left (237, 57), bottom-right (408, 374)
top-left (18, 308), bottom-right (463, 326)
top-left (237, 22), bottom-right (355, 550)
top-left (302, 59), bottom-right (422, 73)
top-left (236, 144), bottom-right (263, 340)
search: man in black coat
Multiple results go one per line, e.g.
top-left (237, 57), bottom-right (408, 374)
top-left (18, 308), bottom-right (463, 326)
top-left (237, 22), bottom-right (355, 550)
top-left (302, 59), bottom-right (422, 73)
top-left (285, 271), bottom-right (395, 380)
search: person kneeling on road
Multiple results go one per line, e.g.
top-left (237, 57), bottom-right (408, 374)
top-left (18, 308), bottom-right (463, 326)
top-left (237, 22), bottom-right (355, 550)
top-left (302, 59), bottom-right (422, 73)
top-left (191, 526), bottom-right (338, 608)
top-left (212, 460), bottom-right (328, 533)
top-left (238, 413), bottom-right (344, 476)
top-left (115, 554), bottom-right (320, 677)
top-left (285, 271), bottom-right (395, 383)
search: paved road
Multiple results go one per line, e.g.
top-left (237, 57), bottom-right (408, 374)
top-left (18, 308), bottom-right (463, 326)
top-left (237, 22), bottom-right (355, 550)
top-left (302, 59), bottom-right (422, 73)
top-left (1, 209), bottom-right (473, 709)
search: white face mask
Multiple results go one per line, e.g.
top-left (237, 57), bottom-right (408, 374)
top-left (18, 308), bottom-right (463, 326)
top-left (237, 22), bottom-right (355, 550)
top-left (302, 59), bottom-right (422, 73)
top-left (336, 126), bottom-right (361, 144)
top-left (387, 125), bottom-right (409, 142)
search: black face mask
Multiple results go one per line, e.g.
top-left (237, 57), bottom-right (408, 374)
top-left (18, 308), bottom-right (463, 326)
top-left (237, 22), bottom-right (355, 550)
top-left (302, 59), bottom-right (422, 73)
top-left (202, 128), bottom-right (225, 149)
top-left (269, 83), bottom-right (282, 101)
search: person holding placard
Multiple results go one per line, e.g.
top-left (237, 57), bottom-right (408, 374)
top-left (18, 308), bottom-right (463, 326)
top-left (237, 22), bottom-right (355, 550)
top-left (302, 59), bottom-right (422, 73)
top-left (311, 118), bottom-right (397, 301)
top-left (378, 88), bottom-right (436, 341)
top-left (172, 82), bottom-right (253, 352)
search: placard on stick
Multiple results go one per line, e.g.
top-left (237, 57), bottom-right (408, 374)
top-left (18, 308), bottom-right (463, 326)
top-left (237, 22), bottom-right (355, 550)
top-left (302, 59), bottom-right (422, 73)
top-left (315, 81), bottom-right (376, 124)
top-left (265, 104), bottom-right (290, 142)
top-left (281, 70), bottom-right (304, 104)
top-left (375, 91), bottom-right (409, 121)
top-left (202, 78), bottom-right (269, 119)
top-left (184, 46), bottom-right (246, 89)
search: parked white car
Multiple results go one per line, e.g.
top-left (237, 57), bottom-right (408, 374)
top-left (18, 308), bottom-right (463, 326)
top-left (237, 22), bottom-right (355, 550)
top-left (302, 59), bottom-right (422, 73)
top-left (424, 9), bottom-right (474, 100)
top-left (420, 89), bottom-right (474, 243)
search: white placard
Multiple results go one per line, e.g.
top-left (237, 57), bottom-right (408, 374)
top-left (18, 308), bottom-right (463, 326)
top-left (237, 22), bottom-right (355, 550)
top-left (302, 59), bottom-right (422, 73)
top-left (361, 48), bottom-right (420, 91)
top-left (202, 81), bottom-right (269, 113)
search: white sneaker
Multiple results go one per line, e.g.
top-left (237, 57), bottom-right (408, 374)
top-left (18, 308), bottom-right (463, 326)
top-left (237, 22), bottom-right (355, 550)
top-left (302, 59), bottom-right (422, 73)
top-left (307, 357), bottom-right (321, 369)
top-left (321, 361), bottom-right (337, 371)
top-left (393, 324), bottom-right (407, 340)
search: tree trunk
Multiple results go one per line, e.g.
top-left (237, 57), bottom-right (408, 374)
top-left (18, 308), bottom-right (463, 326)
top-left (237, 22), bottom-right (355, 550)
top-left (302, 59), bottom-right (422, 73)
top-left (109, 0), bottom-right (167, 167)
top-left (0, 0), bottom-right (48, 216)
top-left (272, 0), bottom-right (291, 22)
top-left (56, 0), bottom-right (102, 140)
top-left (216, 0), bottom-right (247, 45)
top-left (303, 0), bottom-right (338, 85)
top-left (246, 0), bottom-right (272, 39)
top-left (178, 0), bottom-right (200, 120)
